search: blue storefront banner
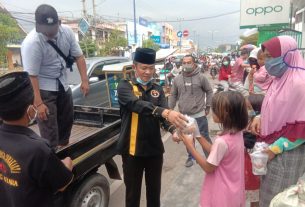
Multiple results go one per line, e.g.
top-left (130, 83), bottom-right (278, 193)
top-left (150, 35), bottom-right (161, 44)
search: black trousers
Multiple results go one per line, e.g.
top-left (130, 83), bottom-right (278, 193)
top-left (37, 84), bottom-right (73, 148)
top-left (122, 154), bottom-right (163, 207)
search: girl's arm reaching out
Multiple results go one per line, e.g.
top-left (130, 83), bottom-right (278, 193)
top-left (181, 134), bottom-right (216, 173)
top-left (196, 135), bottom-right (212, 154)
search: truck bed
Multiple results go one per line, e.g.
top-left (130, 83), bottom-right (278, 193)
top-left (30, 123), bottom-right (105, 149)
top-left (31, 106), bottom-right (122, 181)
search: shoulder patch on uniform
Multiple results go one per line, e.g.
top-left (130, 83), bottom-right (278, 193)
top-left (151, 89), bottom-right (160, 98)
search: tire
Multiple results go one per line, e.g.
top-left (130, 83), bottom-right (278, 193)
top-left (69, 173), bottom-right (110, 207)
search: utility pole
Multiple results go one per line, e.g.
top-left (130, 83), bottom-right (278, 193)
top-left (289, 1), bottom-right (293, 29)
top-left (82, 0), bottom-right (87, 19)
top-left (133, 0), bottom-right (137, 45)
top-left (92, 0), bottom-right (97, 21)
top-left (92, 0), bottom-right (97, 53)
top-left (208, 30), bottom-right (218, 41)
top-left (84, 36), bottom-right (89, 57)
top-left (197, 34), bottom-right (200, 54)
top-left (193, 30), bottom-right (196, 54)
top-left (81, 0), bottom-right (89, 57)
top-left (179, 18), bottom-right (183, 52)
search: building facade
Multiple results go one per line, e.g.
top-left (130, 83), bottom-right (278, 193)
top-left (161, 22), bottom-right (174, 47)
top-left (293, 0), bottom-right (305, 49)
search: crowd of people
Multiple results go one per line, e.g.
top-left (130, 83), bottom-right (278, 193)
top-left (1, 4), bottom-right (305, 207)
top-left (183, 36), bottom-right (305, 207)
top-left (128, 36), bottom-right (305, 207)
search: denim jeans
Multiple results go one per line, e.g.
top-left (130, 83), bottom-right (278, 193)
top-left (187, 116), bottom-right (211, 158)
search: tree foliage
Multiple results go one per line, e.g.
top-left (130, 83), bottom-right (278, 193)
top-left (142, 39), bottom-right (160, 51)
top-left (213, 47), bottom-right (222, 53)
top-left (239, 33), bottom-right (259, 46)
top-left (100, 30), bottom-right (127, 56)
top-left (79, 37), bottom-right (97, 57)
top-left (0, 13), bottom-right (23, 57)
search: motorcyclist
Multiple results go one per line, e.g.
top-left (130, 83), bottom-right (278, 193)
top-left (209, 58), bottom-right (218, 80)
top-left (218, 56), bottom-right (232, 91)
top-left (229, 49), bottom-right (250, 96)
top-left (159, 57), bottom-right (174, 86)
top-left (166, 56), bottom-right (180, 86)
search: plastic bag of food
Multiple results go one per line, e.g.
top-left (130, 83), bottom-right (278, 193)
top-left (250, 142), bottom-right (269, 175)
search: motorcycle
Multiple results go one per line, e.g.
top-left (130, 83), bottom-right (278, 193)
top-left (213, 81), bottom-right (237, 94)
top-left (209, 63), bottom-right (218, 80)
top-left (200, 62), bottom-right (209, 73)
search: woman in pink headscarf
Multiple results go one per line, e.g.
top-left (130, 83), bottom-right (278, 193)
top-left (250, 36), bottom-right (305, 207)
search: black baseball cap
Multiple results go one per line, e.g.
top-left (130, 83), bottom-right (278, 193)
top-left (35, 4), bottom-right (59, 35)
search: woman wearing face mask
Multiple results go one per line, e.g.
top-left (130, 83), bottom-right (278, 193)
top-left (0, 72), bottom-right (74, 207)
top-left (250, 36), bottom-right (305, 207)
top-left (251, 49), bottom-right (273, 94)
top-left (245, 48), bottom-right (260, 94)
top-left (218, 56), bottom-right (232, 91)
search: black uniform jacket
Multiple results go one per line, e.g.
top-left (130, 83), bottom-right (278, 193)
top-left (0, 124), bottom-right (73, 207)
top-left (117, 79), bottom-right (175, 157)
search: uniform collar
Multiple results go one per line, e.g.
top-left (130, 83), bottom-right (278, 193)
top-left (131, 78), bottom-right (138, 85)
top-left (131, 78), bottom-right (155, 90)
top-left (0, 123), bottom-right (41, 140)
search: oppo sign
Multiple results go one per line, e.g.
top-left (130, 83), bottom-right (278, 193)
top-left (246, 5), bottom-right (283, 16)
top-left (240, 0), bottom-right (290, 29)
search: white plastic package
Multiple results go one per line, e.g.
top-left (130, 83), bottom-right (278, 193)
top-left (181, 115), bottom-right (196, 136)
top-left (250, 142), bottom-right (269, 175)
top-left (270, 173), bottom-right (305, 207)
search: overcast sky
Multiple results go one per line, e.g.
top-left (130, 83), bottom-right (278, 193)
top-left (1, 0), bottom-right (242, 48)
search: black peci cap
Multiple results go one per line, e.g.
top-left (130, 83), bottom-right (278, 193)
top-left (35, 4), bottom-right (59, 34)
top-left (0, 72), bottom-right (33, 113)
top-left (133, 48), bottom-right (156, 64)
top-left (0, 72), bottom-right (31, 100)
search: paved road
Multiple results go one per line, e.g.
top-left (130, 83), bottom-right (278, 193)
top-left (102, 131), bottom-right (209, 207)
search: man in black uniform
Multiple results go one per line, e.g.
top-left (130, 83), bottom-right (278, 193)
top-left (0, 72), bottom-right (73, 207)
top-left (117, 48), bottom-right (187, 207)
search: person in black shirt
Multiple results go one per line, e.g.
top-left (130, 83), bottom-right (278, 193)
top-left (117, 48), bottom-right (187, 207)
top-left (0, 72), bottom-right (73, 207)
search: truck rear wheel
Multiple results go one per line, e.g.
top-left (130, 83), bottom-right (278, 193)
top-left (69, 173), bottom-right (110, 207)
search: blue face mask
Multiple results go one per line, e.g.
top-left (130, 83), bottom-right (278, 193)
top-left (136, 77), bottom-right (152, 86)
top-left (265, 56), bottom-right (288, 78)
